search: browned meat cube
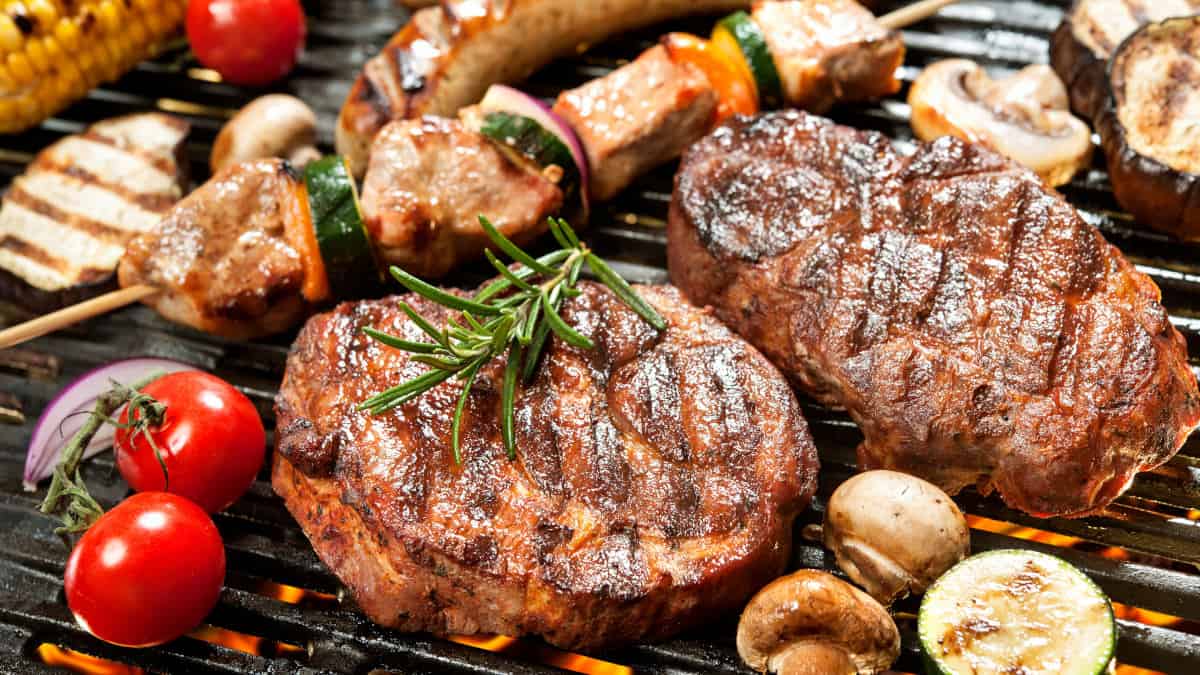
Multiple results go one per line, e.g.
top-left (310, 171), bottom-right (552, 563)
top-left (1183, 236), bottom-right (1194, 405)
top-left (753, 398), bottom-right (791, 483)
top-left (753, 0), bottom-right (904, 112)
top-left (553, 44), bottom-right (717, 202)
top-left (360, 116), bottom-right (563, 277)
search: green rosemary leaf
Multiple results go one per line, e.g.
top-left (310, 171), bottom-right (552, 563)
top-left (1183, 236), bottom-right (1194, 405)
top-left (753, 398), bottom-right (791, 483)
top-left (541, 291), bottom-right (595, 349)
top-left (501, 344), bottom-right (522, 460)
top-left (473, 249), bottom-right (571, 303)
top-left (399, 301), bottom-right (449, 346)
top-left (362, 327), bottom-right (439, 354)
top-left (412, 354), bottom-right (464, 371)
top-left (555, 217), bottom-right (581, 247)
top-left (547, 217), bottom-right (574, 250)
top-left (463, 312), bottom-right (485, 331)
top-left (520, 294), bottom-right (541, 345)
top-left (391, 266), bottom-right (501, 315)
top-left (490, 312), bottom-right (516, 354)
top-left (522, 319), bottom-right (551, 383)
top-left (567, 254), bottom-right (584, 286)
top-left (360, 367), bottom-right (455, 412)
top-left (485, 249), bottom-right (538, 293)
top-left (478, 215), bottom-right (557, 275)
top-left (451, 359), bottom-right (484, 464)
top-left (584, 253), bottom-right (667, 330)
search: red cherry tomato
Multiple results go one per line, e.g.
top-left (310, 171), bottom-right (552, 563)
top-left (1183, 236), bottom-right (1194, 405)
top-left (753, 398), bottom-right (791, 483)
top-left (115, 371), bottom-right (265, 513)
top-left (186, 0), bottom-right (306, 86)
top-left (64, 492), bottom-right (226, 647)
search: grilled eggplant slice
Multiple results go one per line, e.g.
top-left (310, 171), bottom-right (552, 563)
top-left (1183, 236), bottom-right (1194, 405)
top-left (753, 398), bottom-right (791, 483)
top-left (1050, 0), bottom-right (1199, 120)
top-left (0, 113), bottom-right (189, 316)
top-left (1097, 15), bottom-right (1200, 240)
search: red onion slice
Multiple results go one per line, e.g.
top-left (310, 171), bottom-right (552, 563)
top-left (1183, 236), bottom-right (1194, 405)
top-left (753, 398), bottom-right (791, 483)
top-left (23, 357), bottom-right (199, 491)
top-left (479, 84), bottom-right (591, 216)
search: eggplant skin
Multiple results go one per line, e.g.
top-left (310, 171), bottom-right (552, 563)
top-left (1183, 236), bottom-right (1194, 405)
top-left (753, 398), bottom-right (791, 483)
top-left (1097, 16), bottom-right (1200, 240)
top-left (1050, 5), bottom-right (1108, 120)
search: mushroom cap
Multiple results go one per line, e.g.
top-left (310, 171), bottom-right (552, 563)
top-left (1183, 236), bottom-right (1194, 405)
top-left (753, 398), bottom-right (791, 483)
top-left (736, 570), bottom-right (899, 675)
top-left (211, 94), bottom-right (318, 174)
top-left (823, 470), bottom-right (970, 604)
top-left (908, 58), bottom-right (1093, 186)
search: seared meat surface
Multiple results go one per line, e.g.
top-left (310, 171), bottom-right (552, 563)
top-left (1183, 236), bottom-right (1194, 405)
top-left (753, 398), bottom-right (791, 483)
top-left (118, 159), bottom-right (310, 340)
top-left (273, 282), bottom-right (817, 649)
top-left (553, 44), bottom-right (717, 202)
top-left (360, 116), bottom-right (563, 277)
top-left (669, 111), bottom-right (1200, 517)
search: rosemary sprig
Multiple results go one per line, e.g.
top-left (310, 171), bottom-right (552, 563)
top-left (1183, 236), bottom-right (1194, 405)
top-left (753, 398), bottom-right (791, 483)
top-left (360, 216), bottom-right (666, 462)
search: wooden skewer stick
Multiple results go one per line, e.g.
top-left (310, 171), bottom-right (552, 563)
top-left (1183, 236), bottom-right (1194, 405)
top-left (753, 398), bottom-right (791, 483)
top-left (879, 0), bottom-right (959, 30)
top-left (0, 284), bottom-right (157, 350)
top-left (0, 0), bottom-right (956, 352)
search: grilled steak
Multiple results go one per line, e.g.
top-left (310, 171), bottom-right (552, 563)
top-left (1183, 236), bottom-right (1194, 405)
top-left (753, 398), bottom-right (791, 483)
top-left (668, 111), bottom-right (1200, 517)
top-left (273, 282), bottom-right (818, 649)
top-left (0, 113), bottom-right (188, 313)
top-left (360, 116), bottom-right (563, 277)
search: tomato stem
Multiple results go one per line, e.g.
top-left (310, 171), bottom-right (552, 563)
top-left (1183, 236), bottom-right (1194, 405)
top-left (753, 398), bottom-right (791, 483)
top-left (39, 372), bottom-right (166, 541)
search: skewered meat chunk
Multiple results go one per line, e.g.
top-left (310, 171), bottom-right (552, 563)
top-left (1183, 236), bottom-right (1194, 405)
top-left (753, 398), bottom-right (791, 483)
top-left (273, 282), bottom-right (818, 649)
top-left (360, 116), bottom-right (563, 277)
top-left (118, 159), bottom-right (311, 340)
top-left (668, 111), bottom-right (1200, 517)
top-left (552, 44), bottom-right (718, 202)
top-left (752, 0), bottom-right (903, 112)
top-left (0, 113), bottom-right (189, 313)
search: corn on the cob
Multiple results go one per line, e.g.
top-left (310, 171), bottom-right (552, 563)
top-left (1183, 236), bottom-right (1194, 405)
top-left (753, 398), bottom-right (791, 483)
top-left (0, 0), bottom-right (187, 133)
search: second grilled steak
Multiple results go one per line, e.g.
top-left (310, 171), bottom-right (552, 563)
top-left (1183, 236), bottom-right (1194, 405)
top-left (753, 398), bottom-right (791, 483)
top-left (274, 282), bottom-right (818, 649)
top-left (668, 111), bottom-right (1200, 517)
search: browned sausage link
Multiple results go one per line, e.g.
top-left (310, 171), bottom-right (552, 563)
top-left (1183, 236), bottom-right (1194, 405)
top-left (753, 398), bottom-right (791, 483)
top-left (336, 0), bottom-right (750, 177)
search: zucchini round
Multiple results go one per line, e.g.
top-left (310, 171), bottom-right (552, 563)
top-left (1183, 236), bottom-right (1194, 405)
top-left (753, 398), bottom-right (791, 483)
top-left (479, 111), bottom-right (583, 209)
top-left (304, 156), bottom-right (381, 299)
top-left (713, 11), bottom-right (783, 110)
top-left (919, 549), bottom-right (1115, 675)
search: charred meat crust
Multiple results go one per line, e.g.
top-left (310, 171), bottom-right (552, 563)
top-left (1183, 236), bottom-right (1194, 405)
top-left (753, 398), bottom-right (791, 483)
top-left (335, 0), bottom-right (749, 176)
top-left (668, 111), bottom-right (1200, 518)
top-left (1097, 15), bottom-right (1200, 240)
top-left (273, 282), bottom-right (818, 649)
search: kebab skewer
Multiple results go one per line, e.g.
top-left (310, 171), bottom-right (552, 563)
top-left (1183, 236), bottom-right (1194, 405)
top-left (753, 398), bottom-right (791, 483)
top-left (0, 0), bottom-right (956, 348)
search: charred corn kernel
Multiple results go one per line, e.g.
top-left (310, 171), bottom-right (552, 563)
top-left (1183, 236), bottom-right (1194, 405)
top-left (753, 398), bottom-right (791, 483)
top-left (0, 0), bottom-right (187, 132)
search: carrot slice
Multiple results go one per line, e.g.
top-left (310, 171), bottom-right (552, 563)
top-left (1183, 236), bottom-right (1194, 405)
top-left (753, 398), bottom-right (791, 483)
top-left (282, 176), bottom-right (331, 303)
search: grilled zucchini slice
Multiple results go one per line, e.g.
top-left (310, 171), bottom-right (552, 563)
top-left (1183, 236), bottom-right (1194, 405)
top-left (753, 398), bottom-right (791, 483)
top-left (919, 549), bottom-right (1115, 675)
top-left (304, 156), bottom-right (381, 299)
top-left (713, 11), bottom-right (783, 110)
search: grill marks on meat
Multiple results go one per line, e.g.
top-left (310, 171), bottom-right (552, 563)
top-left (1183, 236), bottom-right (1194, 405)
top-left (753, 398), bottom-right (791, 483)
top-left (360, 116), bottom-right (563, 277)
top-left (0, 113), bottom-right (188, 310)
top-left (273, 282), bottom-right (817, 648)
top-left (118, 159), bottom-right (309, 340)
top-left (669, 111), bottom-right (1200, 517)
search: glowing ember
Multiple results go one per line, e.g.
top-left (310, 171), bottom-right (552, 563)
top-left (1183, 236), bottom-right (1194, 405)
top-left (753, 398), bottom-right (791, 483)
top-left (257, 579), bottom-right (339, 610)
top-left (189, 625), bottom-right (306, 659)
top-left (449, 634), bottom-right (632, 675)
top-left (35, 644), bottom-right (143, 675)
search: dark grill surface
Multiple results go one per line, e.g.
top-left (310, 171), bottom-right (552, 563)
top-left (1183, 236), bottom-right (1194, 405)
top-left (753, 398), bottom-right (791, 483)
top-left (3, 0), bottom-right (1200, 673)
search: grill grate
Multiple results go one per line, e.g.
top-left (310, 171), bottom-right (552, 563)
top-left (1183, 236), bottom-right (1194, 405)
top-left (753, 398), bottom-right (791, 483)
top-left (4, 0), bottom-right (1200, 672)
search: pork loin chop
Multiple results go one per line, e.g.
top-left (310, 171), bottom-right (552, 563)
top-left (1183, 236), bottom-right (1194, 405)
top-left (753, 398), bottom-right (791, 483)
top-left (668, 111), bottom-right (1200, 517)
top-left (273, 282), bottom-right (818, 649)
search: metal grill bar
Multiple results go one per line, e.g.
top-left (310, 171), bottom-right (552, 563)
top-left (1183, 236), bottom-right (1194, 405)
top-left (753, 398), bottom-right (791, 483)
top-left (4, 0), bottom-right (1200, 672)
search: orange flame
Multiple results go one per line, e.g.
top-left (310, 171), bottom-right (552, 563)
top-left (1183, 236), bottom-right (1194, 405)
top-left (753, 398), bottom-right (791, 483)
top-left (35, 644), bottom-right (143, 675)
top-left (189, 625), bottom-right (306, 660)
top-left (449, 634), bottom-right (633, 675)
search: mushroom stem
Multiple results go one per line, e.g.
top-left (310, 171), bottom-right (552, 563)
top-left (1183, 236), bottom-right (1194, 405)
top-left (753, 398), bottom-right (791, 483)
top-left (769, 641), bottom-right (857, 675)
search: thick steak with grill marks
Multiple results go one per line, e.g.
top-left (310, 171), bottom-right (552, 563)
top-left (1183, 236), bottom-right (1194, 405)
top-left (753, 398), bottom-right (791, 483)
top-left (272, 282), bottom-right (817, 649)
top-left (668, 111), bottom-right (1200, 518)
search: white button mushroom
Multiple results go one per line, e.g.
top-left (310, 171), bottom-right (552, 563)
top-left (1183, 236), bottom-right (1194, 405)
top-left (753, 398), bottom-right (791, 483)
top-left (823, 470), bottom-right (970, 605)
top-left (737, 570), bottom-right (900, 675)
top-left (908, 59), bottom-right (1093, 187)
top-left (211, 94), bottom-right (321, 174)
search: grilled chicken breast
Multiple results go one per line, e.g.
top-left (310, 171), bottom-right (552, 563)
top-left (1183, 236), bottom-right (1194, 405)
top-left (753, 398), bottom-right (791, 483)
top-left (360, 116), bottom-right (563, 277)
top-left (118, 159), bottom-right (311, 340)
top-left (273, 282), bottom-right (818, 649)
top-left (0, 113), bottom-right (188, 312)
top-left (669, 111), bottom-right (1200, 517)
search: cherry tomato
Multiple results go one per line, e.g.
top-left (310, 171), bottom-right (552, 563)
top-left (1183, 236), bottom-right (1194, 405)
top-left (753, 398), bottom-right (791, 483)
top-left (115, 371), bottom-right (265, 513)
top-left (64, 492), bottom-right (226, 647)
top-left (186, 0), bottom-right (306, 86)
